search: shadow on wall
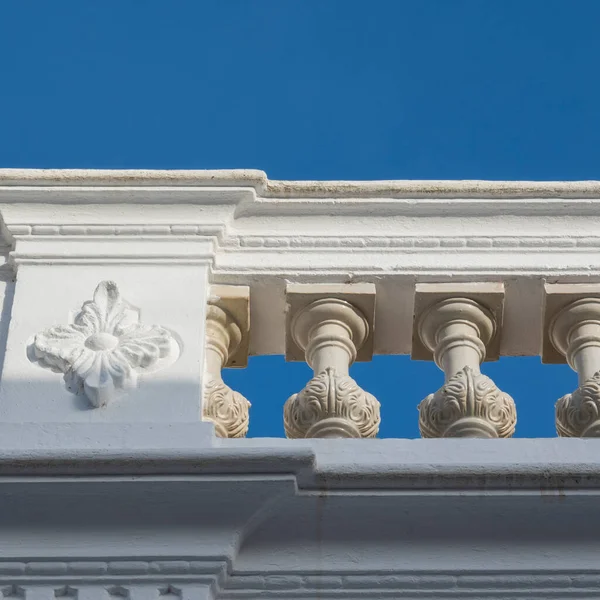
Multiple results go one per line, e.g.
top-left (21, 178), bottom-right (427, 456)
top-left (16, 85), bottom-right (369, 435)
top-left (223, 355), bottom-right (576, 439)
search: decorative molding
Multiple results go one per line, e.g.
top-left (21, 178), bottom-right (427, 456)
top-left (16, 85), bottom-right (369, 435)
top-left (227, 235), bottom-right (600, 250)
top-left (284, 287), bottom-right (380, 439)
top-left (31, 281), bottom-right (179, 408)
top-left (0, 560), bottom-right (226, 578)
top-left (2, 170), bottom-right (600, 283)
top-left (9, 227), bottom-right (600, 251)
top-left (203, 289), bottom-right (250, 438)
top-left (221, 570), bottom-right (600, 598)
top-left (6, 225), bottom-right (226, 238)
top-left (3, 562), bottom-right (600, 598)
top-left (414, 290), bottom-right (516, 438)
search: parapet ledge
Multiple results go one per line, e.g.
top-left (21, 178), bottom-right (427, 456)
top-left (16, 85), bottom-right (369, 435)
top-left (2, 168), bottom-right (600, 199)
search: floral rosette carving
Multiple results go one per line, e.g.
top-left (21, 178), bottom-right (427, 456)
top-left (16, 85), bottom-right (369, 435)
top-left (556, 371), bottom-right (600, 437)
top-left (203, 377), bottom-right (250, 438)
top-left (32, 281), bottom-right (179, 408)
top-left (283, 367), bottom-right (380, 439)
top-left (418, 366), bottom-right (516, 438)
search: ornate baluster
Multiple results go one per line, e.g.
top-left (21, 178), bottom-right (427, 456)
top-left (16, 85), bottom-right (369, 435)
top-left (203, 286), bottom-right (250, 438)
top-left (413, 284), bottom-right (516, 438)
top-left (544, 286), bottom-right (600, 437)
top-left (283, 284), bottom-right (380, 439)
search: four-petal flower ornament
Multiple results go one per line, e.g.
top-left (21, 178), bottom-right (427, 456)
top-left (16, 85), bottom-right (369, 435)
top-left (32, 281), bottom-right (179, 407)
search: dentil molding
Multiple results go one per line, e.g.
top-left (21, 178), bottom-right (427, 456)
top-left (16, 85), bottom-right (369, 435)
top-left (31, 281), bottom-right (180, 408)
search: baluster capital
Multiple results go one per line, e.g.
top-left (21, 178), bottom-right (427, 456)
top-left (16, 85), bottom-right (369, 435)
top-left (419, 365), bottom-right (516, 438)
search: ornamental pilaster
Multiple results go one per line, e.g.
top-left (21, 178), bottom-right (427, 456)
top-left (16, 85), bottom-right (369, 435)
top-left (413, 283), bottom-right (516, 438)
top-left (283, 284), bottom-right (380, 439)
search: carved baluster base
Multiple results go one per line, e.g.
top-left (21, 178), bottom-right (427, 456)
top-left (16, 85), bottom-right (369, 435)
top-left (418, 366), bottom-right (516, 439)
top-left (283, 367), bottom-right (380, 439)
top-left (203, 376), bottom-right (250, 438)
top-left (556, 371), bottom-right (600, 437)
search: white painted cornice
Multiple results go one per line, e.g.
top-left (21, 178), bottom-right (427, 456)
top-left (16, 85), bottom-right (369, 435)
top-left (2, 169), bottom-right (600, 357)
top-left (2, 170), bottom-right (600, 215)
top-left (2, 169), bottom-right (600, 254)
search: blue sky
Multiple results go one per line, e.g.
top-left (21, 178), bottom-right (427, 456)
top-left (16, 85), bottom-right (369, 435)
top-left (1, 1), bottom-right (596, 437)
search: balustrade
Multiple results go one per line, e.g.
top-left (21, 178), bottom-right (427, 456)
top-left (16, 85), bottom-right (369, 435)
top-left (0, 169), bottom-right (599, 440)
top-left (204, 281), bottom-right (600, 439)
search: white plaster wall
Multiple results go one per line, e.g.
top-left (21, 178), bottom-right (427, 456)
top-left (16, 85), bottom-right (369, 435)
top-left (0, 264), bottom-right (210, 422)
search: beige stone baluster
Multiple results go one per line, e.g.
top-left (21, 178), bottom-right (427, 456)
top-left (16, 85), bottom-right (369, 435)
top-left (544, 285), bottom-right (600, 437)
top-left (283, 284), bottom-right (380, 439)
top-left (203, 286), bottom-right (250, 438)
top-left (413, 284), bottom-right (516, 438)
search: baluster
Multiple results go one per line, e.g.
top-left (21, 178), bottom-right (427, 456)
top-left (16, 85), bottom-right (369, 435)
top-left (283, 284), bottom-right (380, 439)
top-left (203, 286), bottom-right (250, 438)
top-left (413, 284), bottom-right (516, 438)
top-left (544, 285), bottom-right (600, 436)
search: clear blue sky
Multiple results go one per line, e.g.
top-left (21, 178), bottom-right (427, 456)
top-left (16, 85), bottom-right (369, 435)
top-left (1, 1), bottom-right (596, 437)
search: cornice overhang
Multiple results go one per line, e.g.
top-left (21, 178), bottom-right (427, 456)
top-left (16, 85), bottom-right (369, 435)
top-left (1, 168), bottom-right (600, 210)
top-left (2, 170), bottom-right (600, 356)
top-left (1, 169), bottom-right (600, 259)
top-left (0, 428), bottom-right (596, 491)
top-left (2, 436), bottom-right (600, 590)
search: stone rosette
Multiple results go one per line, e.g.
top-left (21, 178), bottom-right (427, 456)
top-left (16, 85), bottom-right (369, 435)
top-left (32, 281), bottom-right (179, 407)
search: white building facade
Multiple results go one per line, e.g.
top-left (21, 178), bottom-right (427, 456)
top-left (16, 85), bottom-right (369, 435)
top-left (0, 169), bottom-right (598, 599)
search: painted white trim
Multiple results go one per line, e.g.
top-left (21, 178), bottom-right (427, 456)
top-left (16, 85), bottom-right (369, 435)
top-left (1, 169), bottom-right (598, 356)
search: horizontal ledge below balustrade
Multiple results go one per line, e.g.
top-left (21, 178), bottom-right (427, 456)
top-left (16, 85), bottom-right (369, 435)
top-left (0, 424), bottom-right (597, 491)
